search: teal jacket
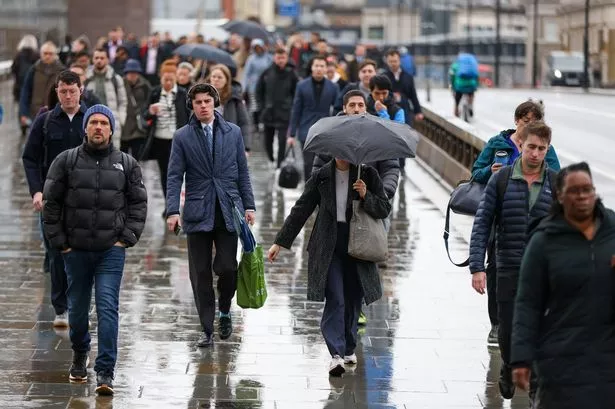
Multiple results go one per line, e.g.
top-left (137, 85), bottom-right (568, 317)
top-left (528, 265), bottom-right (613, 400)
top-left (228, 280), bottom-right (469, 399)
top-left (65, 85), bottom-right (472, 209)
top-left (471, 129), bottom-right (561, 184)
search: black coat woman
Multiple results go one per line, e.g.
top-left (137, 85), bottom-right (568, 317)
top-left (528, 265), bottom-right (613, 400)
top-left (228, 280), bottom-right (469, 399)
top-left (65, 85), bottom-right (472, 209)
top-left (511, 162), bottom-right (615, 409)
top-left (268, 159), bottom-right (391, 377)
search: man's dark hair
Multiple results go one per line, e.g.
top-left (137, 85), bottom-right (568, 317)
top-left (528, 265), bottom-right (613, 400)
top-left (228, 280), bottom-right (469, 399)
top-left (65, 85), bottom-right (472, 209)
top-left (274, 47), bottom-right (287, 55)
top-left (359, 59), bottom-right (377, 71)
top-left (310, 54), bottom-right (327, 66)
top-left (385, 48), bottom-right (400, 58)
top-left (93, 47), bottom-right (109, 58)
top-left (55, 70), bottom-right (81, 88)
top-left (369, 74), bottom-right (392, 91)
top-left (343, 90), bottom-right (366, 107)
top-left (74, 50), bottom-right (90, 60)
top-left (519, 120), bottom-right (551, 145)
top-left (514, 100), bottom-right (544, 121)
top-left (318, 38), bottom-right (327, 44)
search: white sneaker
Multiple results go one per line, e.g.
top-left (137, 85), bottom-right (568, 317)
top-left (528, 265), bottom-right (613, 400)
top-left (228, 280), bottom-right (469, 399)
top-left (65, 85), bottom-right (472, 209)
top-left (344, 353), bottom-right (357, 365)
top-left (53, 312), bottom-right (69, 328)
top-left (329, 355), bottom-right (345, 377)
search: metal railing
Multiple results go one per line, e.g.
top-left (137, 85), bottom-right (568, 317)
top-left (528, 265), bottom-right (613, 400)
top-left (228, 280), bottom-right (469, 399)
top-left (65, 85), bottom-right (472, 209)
top-left (0, 60), bottom-right (11, 81)
top-left (413, 105), bottom-right (486, 187)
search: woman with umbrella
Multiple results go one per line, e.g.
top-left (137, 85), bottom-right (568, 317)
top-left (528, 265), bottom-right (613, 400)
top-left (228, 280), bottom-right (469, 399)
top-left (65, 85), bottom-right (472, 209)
top-left (268, 158), bottom-right (391, 377)
top-left (511, 162), bottom-right (615, 408)
top-left (267, 106), bottom-right (418, 376)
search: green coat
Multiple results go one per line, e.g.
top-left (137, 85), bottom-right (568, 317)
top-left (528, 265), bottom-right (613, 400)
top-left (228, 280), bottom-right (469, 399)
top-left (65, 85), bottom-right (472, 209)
top-left (471, 129), bottom-right (561, 184)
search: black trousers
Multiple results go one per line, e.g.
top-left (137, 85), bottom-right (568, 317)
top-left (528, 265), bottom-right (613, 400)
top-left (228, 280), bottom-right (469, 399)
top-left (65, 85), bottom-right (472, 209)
top-left (263, 124), bottom-right (288, 167)
top-left (120, 138), bottom-right (145, 160)
top-left (486, 242), bottom-right (498, 326)
top-left (149, 137), bottom-right (173, 200)
top-left (299, 139), bottom-right (315, 182)
top-left (186, 202), bottom-right (239, 335)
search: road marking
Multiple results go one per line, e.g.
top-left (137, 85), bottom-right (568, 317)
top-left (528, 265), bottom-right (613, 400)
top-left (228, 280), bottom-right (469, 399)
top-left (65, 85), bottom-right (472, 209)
top-left (469, 118), bottom-right (615, 183)
top-left (547, 102), bottom-right (615, 120)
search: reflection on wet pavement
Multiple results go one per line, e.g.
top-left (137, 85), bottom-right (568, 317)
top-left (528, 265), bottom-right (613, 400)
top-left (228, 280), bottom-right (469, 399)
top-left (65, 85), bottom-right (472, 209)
top-left (0, 88), bottom-right (532, 408)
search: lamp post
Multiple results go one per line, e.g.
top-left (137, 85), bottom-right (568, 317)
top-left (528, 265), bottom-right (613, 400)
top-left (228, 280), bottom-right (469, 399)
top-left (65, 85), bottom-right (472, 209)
top-left (495, 0), bottom-right (501, 87)
top-left (423, 20), bottom-right (437, 103)
top-left (583, 0), bottom-right (590, 91)
top-left (532, 0), bottom-right (538, 88)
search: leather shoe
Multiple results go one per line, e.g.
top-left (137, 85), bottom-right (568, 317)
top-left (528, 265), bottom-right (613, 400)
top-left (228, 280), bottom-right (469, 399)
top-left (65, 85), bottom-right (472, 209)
top-left (498, 366), bottom-right (516, 399)
top-left (219, 316), bottom-right (232, 340)
top-left (196, 332), bottom-right (213, 348)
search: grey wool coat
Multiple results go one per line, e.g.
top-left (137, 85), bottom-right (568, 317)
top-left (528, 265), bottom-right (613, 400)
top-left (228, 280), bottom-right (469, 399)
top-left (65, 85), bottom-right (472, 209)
top-left (274, 160), bottom-right (391, 305)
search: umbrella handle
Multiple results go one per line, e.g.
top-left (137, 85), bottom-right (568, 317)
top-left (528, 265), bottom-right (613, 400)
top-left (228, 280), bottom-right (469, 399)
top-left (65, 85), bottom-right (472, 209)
top-left (357, 164), bottom-right (361, 181)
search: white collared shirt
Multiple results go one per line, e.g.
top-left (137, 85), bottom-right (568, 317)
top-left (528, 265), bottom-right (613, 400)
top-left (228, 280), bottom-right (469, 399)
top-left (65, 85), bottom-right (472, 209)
top-left (146, 47), bottom-right (158, 74)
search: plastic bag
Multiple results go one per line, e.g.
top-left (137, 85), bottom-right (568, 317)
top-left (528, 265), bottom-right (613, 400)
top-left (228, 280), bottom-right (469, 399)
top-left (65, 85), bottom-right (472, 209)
top-left (236, 245), bottom-right (267, 309)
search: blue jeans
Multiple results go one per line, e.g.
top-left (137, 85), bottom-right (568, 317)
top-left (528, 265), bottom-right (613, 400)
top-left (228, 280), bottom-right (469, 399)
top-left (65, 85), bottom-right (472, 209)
top-left (63, 246), bottom-right (126, 376)
top-left (39, 214), bottom-right (67, 314)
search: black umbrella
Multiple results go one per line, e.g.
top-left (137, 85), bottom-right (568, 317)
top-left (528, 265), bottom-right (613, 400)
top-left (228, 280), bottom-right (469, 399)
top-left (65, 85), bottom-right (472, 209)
top-left (304, 114), bottom-right (419, 171)
top-left (221, 20), bottom-right (270, 42)
top-left (173, 44), bottom-right (236, 68)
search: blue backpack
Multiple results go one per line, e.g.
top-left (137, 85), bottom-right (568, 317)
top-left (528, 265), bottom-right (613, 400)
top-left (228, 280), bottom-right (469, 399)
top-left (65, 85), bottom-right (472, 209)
top-left (456, 53), bottom-right (479, 79)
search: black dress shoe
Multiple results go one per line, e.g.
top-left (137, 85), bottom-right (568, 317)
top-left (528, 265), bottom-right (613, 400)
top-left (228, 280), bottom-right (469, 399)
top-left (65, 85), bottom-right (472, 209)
top-left (498, 366), bottom-right (516, 399)
top-left (219, 316), bottom-right (233, 340)
top-left (197, 332), bottom-right (213, 348)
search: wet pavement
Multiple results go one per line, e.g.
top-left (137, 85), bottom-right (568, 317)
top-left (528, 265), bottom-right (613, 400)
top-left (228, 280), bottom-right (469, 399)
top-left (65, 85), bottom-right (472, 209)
top-left (0, 84), bottom-right (531, 408)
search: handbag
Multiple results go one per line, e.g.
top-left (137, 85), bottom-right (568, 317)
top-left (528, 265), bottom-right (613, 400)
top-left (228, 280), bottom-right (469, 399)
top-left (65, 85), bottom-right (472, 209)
top-left (348, 200), bottom-right (388, 263)
top-left (278, 147), bottom-right (300, 189)
top-left (443, 178), bottom-right (485, 267)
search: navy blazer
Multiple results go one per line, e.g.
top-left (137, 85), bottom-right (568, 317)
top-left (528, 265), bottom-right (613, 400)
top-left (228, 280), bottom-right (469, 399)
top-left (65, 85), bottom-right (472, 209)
top-left (289, 77), bottom-right (338, 142)
top-left (166, 111), bottom-right (255, 234)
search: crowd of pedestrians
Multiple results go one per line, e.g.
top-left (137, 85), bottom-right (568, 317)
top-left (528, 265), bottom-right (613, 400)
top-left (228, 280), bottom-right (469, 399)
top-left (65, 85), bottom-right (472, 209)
top-left (10, 23), bottom-right (615, 409)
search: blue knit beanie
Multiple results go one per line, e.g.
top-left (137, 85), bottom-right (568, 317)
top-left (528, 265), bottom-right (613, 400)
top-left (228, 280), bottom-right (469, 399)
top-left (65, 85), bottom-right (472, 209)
top-left (83, 104), bottom-right (115, 135)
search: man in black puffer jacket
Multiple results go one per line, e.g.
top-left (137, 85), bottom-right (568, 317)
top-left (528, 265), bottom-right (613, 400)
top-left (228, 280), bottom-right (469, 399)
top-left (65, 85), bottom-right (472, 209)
top-left (469, 120), bottom-right (556, 405)
top-left (42, 104), bottom-right (147, 396)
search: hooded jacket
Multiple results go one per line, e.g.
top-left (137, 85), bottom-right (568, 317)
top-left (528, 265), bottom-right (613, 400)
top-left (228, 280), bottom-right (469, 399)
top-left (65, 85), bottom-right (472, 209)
top-left (471, 129), bottom-right (560, 184)
top-left (511, 205), bottom-right (615, 409)
top-left (220, 81), bottom-right (251, 151)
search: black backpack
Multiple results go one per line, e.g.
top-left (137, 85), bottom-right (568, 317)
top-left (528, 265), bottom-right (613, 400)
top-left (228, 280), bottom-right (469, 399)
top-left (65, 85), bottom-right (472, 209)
top-left (278, 148), bottom-right (300, 189)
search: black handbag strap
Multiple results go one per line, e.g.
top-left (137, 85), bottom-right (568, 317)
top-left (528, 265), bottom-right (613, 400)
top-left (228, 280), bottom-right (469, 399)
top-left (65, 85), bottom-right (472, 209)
top-left (443, 200), bottom-right (470, 268)
top-left (284, 146), bottom-right (296, 161)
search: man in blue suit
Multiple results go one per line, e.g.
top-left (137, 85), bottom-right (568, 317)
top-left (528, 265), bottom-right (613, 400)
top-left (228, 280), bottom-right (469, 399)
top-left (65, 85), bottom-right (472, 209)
top-left (166, 83), bottom-right (256, 348)
top-left (288, 55), bottom-right (338, 181)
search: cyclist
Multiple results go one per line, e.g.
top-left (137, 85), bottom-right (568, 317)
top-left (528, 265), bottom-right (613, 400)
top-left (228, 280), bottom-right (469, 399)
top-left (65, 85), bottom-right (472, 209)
top-left (449, 52), bottom-right (479, 118)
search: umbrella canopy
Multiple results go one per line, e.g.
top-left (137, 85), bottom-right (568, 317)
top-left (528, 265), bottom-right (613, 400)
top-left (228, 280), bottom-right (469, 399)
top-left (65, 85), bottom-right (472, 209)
top-left (221, 20), bottom-right (270, 42)
top-left (174, 43), bottom-right (236, 68)
top-left (304, 114), bottom-right (419, 165)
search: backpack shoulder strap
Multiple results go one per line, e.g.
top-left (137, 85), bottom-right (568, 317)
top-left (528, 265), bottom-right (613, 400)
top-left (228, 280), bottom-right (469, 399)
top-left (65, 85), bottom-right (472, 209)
top-left (67, 147), bottom-right (79, 171)
top-left (42, 111), bottom-right (53, 167)
top-left (42, 110), bottom-right (52, 139)
top-left (495, 166), bottom-right (513, 219)
top-left (119, 151), bottom-right (136, 189)
top-left (111, 74), bottom-right (119, 97)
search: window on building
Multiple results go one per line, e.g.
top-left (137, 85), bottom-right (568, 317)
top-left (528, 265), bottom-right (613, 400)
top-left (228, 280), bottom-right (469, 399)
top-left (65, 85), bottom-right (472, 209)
top-left (368, 26), bottom-right (384, 40)
top-left (544, 21), bottom-right (559, 42)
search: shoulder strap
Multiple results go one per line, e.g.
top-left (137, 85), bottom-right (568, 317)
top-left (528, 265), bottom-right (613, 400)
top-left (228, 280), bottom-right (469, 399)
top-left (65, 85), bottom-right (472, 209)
top-left (120, 151), bottom-right (135, 190)
top-left (67, 147), bottom-right (79, 171)
top-left (443, 203), bottom-right (469, 267)
top-left (111, 74), bottom-right (119, 96)
top-left (495, 166), bottom-right (513, 218)
top-left (42, 111), bottom-right (53, 167)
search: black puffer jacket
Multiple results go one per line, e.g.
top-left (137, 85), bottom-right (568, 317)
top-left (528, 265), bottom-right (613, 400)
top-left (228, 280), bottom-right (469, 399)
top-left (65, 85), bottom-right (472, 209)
top-left (469, 161), bottom-right (555, 300)
top-left (511, 205), bottom-right (615, 409)
top-left (43, 143), bottom-right (148, 251)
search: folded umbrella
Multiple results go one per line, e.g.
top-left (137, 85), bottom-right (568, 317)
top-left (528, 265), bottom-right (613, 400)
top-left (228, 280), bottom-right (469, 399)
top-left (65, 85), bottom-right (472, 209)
top-left (174, 43), bottom-right (236, 68)
top-left (303, 113), bottom-right (419, 166)
top-left (221, 20), bottom-right (270, 42)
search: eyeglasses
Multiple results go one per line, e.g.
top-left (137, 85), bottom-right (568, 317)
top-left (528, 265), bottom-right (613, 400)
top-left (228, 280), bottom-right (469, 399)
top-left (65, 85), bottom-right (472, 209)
top-left (565, 186), bottom-right (596, 196)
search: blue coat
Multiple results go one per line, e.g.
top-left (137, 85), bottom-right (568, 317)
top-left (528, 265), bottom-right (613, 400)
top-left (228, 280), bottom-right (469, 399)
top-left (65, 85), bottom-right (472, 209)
top-left (469, 161), bottom-right (555, 301)
top-left (471, 129), bottom-right (560, 184)
top-left (289, 77), bottom-right (338, 142)
top-left (166, 111), bottom-right (255, 234)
